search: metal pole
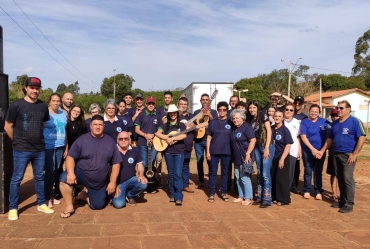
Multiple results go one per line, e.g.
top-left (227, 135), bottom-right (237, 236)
top-left (113, 69), bottom-right (116, 100)
top-left (238, 91), bottom-right (241, 99)
top-left (288, 61), bottom-right (292, 98)
top-left (366, 100), bottom-right (370, 135)
top-left (319, 78), bottom-right (322, 117)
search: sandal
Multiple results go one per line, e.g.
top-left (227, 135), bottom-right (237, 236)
top-left (60, 210), bottom-right (75, 219)
top-left (221, 194), bottom-right (229, 202)
top-left (208, 195), bottom-right (215, 203)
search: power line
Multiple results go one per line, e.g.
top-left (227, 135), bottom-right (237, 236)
top-left (295, 64), bottom-right (352, 74)
top-left (0, 6), bottom-right (99, 90)
top-left (12, 0), bottom-right (100, 87)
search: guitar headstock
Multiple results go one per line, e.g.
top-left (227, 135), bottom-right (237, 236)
top-left (202, 105), bottom-right (211, 113)
top-left (210, 89), bottom-right (218, 100)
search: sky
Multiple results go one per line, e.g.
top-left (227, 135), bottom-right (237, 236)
top-left (1, 0), bottom-right (370, 93)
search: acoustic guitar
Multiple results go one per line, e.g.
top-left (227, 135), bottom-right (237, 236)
top-left (194, 90), bottom-right (218, 139)
top-left (153, 123), bottom-right (208, 152)
top-left (144, 143), bottom-right (159, 193)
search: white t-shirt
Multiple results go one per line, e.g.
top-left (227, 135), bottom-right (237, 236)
top-left (284, 117), bottom-right (300, 157)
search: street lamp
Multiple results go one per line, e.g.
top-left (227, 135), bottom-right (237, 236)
top-left (113, 68), bottom-right (116, 100)
top-left (233, 89), bottom-right (248, 99)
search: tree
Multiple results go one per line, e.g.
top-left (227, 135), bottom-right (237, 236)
top-left (10, 74), bottom-right (28, 86)
top-left (56, 83), bottom-right (67, 93)
top-left (315, 74), bottom-right (367, 91)
top-left (352, 28), bottom-right (370, 77)
top-left (234, 76), bottom-right (270, 107)
top-left (100, 73), bottom-right (135, 101)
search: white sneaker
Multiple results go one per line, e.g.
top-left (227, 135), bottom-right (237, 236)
top-left (303, 193), bottom-right (311, 199)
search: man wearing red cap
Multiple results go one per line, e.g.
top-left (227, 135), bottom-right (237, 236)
top-left (134, 96), bottom-right (161, 193)
top-left (4, 77), bottom-right (54, 220)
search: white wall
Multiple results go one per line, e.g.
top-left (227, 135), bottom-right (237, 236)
top-left (334, 92), bottom-right (370, 123)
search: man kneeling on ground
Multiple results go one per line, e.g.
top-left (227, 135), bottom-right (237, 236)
top-left (59, 115), bottom-right (122, 218)
top-left (112, 131), bottom-right (148, 208)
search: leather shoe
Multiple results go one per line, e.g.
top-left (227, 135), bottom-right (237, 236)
top-left (183, 187), bottom-right (194, 193)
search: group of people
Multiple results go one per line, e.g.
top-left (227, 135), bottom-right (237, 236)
top-left (4, 77), bottom-right (366, 220)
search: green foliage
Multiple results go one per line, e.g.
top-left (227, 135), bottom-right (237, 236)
top-left (100, 73), bottom-right (135, 101)
top-left (315, 74), bottom-right (367, 91)
top-left (352, 28), bottom-right (370, 77)
top-left (56, 81), bottom-right (80, 96)
top-left (56, 83), bottom-right (67, 92)
top-left (234, 77), bottom-right (270, 107)
top-left (10, 74), bottom-right (28, 86)
top-left (73, 94), bottom-right (107, 113)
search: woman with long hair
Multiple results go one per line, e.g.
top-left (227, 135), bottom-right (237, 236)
top-left (155, 104), bottom-right (187, 205)
top-left (206, 101), bottom-right (232, 203)
top-left (43, 93), bottom-right (68, 207)
top-left (66, 104), bottom-right (87, 148)
top-left (246, 100), bottom-right (274, 208)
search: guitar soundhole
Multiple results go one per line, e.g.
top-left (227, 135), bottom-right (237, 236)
top-left (146, 170), bottom-right (154, 178)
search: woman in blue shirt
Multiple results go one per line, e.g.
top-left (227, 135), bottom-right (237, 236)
top-left (44, 93), bottom-right (68, 208)
top-left (300, 104), bottom-right (329, 200)
top-left (206, 101), bottom-right (232, 203)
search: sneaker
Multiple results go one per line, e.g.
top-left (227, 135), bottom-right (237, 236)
top-left (339, 205), bottom-right (353, 213)
top-left (303, 193), bottom-right (310, 199)
top-left (259, 202), bottom-right (271, 208)
top-left (37, 204), bottom-right (55, 214)
top-left (127, 198), bottom-right (137, 207)
top-left (331, 202), bottom-right (340, 208)
top-left (175, 200), bottom-right (182, 206)
top-left (242, 199), bottom-right (251, 206)
top-left (315, 194), bottom-right (322, 200)
top-left (169, 198), bottom-right (175, 202)
top-left (8, 209), bottom-right (18, 221)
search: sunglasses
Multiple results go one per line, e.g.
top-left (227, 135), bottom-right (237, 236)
top-left (285, 108), bottom-right (294, 112)
top-left (147, 102), bottom-right (155, 106)
top-left (118, 137), bottom-right (130, 141)
top-left (294, 101), bottom-right (302, 105)
top-left (218, 108), bottom-right (227, 112)
top-left (336, 107), bottom-right (346, 111)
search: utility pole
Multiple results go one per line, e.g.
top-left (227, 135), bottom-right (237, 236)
top-left (319, 78), bottom-right (322, 117)
top-left (288, 61), bottom-right (292, 98)
top-left (113, 68), bottom-right (116, 100)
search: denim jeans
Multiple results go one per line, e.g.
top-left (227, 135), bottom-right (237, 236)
top-left (138, 145), bottom-right (157, 167)
top-left (9, 150), bottom-right (46, 209)
top-left (194, 139), bottom-right (211, 183)
top-left (44, 147), bottom-right (64, 200)
top-left (209, 154), bottom-right (230, 195)
top-left (302, 150), bottom-right (326, 194)
top-left (254, 145), bottom-right (275, 204)
top-left (182, 151), bottom-right (191, 188)
top-left (112, 176), bottom-right (147, 208)
top-left (165, 153), bottom-right (184, 201)
top-left (234, 163), bottom-right (253, 200)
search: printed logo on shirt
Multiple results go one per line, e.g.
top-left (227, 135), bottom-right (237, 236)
top-left (320, 125), bottom-right (325, 130)
top-left (276, 134), bottom-right (282, 140)
top-left (342, 128), bottom-right (349, 134)
top-left (225, 124), bottom-right (231, 129)
top-left (117, 127), bottom-right (122, 132)
top-left (128, 157), bottom-right (134, 164)
top-left (236, 132), bottom-right (241, 138)
top-left (153, 119), bottom-right (158, 124)
top-left (123, 120), bottom-right (127, 125)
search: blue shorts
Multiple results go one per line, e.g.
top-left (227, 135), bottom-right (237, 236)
top-left (59, 167), bottom-right (107, 210)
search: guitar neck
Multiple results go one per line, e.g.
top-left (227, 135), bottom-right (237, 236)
top-left (187, 91), bottom-right (217, 125)
top-left (147, 144), bottom-right (153, 171)
top-left (169, 126), bottom-right (197, 138)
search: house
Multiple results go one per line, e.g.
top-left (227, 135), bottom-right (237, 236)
top-left (303, 88), bottom-right (370, 123)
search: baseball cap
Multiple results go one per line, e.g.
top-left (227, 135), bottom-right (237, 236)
top-left (294, 96), bottom-right (304, 103)
top-left (146, 96), bottom-right (156, 104)
top-left (136, 93), bottom-right (144, 99)
top-left (330, 108), bottom-right (338, 115)
top-left (25, 77), bottom-right (42, 87)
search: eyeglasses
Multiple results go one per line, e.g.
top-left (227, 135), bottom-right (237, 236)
top-left (294, 101), bottom-right (302, 105)
top-left (218, 108), bottom-right (227, 112)
top-left (285, 109), bottom-right (294, 112)
top-left (136, 98), bottom-right (143, 101)
top-left (106, 107), bottom-right (115, 110)
top-left (118, 137), bottom-right (130, 141)
top-left (336, 107), bottom-right (346, 111)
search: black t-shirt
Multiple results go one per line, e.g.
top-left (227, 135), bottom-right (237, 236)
top-left (250, 114), bottom-right (271, 148)
top-left (179, 113), bottom-right (194, 152)
top-left (158, 122), bottom-right (186, 154)
top-left (118, 146), bottom-right (143, 183)
top-left (6, 98), bottom-right (49, 152)
top-left (293, 112), bottom-right (308, 121)
top-left (272, 125), bottom-right (294, 159)
top-left (66, 121), bottom-right (87, 148)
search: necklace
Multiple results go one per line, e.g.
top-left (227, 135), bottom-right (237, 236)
top-left (218, 118), bottom-right (227, 124)
top-left (71, 120), bottom-right (77, 129)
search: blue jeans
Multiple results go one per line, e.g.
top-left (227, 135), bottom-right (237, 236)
top-left (194, 139), bottom-right (211, 183)
top-left (138, 145), bottom-right (157, 167)
top-left (209, 154), bottom-right (230, 195)
top-left (165, 153), bottom-right (184, 201)
top-left (302, 150), bottom-right (326, 194)
top-left (254, 145), bottom-right (275, 204)
top-left (60, 167), bottom-right (107, 210)
top-left (112, 176), bottom-right (147, 208)
top-left (44, 147), bottom-right (64, 200)
top-left (9, 150), bottom-right (46, 209)
top-left (234, 163), bottom-right (253, 200)
top-left (182, 151), bottom-right (191, 188)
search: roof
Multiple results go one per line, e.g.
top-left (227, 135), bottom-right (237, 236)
top-left (305, 88), bottom-right (370, 102)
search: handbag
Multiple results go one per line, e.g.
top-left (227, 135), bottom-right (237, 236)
top-left (235, 140), bottom-right (254, 175)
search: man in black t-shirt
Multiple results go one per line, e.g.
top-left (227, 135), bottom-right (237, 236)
top-left (112, 131), bottom-right (147, 208)
top-left (4, 77), bottom-right (54, 220)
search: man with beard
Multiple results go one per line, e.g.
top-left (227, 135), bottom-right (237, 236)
top-left (60, 92), bottom-right (74, 116)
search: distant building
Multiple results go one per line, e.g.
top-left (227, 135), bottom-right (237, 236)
top-left (304, 88), bottom-right (370, 123)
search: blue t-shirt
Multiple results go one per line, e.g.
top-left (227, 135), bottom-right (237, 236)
top-left (179, 112), bottom-right (194, 152)
top-left (158, 122), bottom-right (186, 154)
top-left (300, 117), bottom-right (329, 152)
top-left (272, 125), bottom-right (294, 159)
top-left (193, 108), bottom-right (218, 141)
top-left (293, 113), bottom-right (308, 121)
top-left (156, 106), bottom-right (168, 121)
top-left (329, 116), bottom-right (366, 153)
top-left (43, 110), bottom-right (67, 149)
top-left (118, 146), bottom-right (143, 183)
top-left (68, 133), bottom-right (122, 189)
top-left (104, 119), bottom-right (128, 141)
top-left (231, 122), bottom-right (256, 166)
top-left (206, 118), bottom-right (232, 155)
top-left (134, 110), bottom-right (161, 146)
top-left (117, 114), bottom-right (134, 130)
